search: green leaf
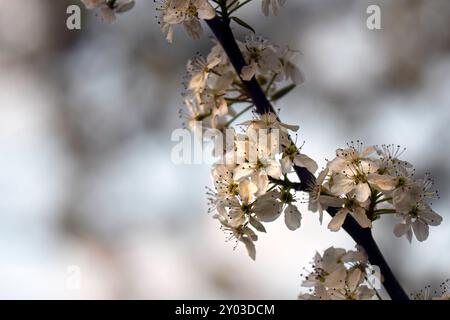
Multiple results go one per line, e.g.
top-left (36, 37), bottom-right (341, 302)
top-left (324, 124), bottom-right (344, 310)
top-left (231, 16), bottom-right (255, 33)
top-left (271, 84), bottom-right (296, 101)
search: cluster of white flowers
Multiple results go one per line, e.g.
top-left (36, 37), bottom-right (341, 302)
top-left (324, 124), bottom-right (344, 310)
top-left (208, 114), bottom-right (317, 259)
top-left (308, 142), bottom-right (443, 242)
top-left (180, 37), bottom-right (303, 131)
top-left (239, 35), bottom-right (304, 83)
top-left (82, 0), bottom-right (447, 300)
top-left (81, 0), bottom-right (135, 22)
top-left (298, 246), bottom-right (379, 300)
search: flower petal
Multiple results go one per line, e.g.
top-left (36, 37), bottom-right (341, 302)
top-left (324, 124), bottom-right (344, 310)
top-left (294, 154), bottom-right (318, 174)
top-left (328, 209), bottom-right (349, 232)
top-left (368, 173), bottom-right (396, 191)
top-left (393, 222), bottom-right (411, 238)
top-left (324, 265), bottom-right (347, 289)
top-left (331, 175), bottom-right (354, 195)
top-left (242, 237), bottom-right (256, 260)
top-left (355, 183), bottom-right (371, 202)
top-left (233, 164), bottom-right (255, 181)
top-left (412, 220), bottom-right (429, 242)
top-left (347, 268), bottom-right (363, 292)
top-left (253, 192), bottom-right (282, 222)
top-left (284, 204), bottom-right (302, 231)
top-left (195, 0), bottom-right (216, 20)
top-left (351, 207), bottom-right (372, 229)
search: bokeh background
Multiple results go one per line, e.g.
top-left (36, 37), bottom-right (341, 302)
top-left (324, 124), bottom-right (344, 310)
top-left (0, 0), bottom-right (449, 299)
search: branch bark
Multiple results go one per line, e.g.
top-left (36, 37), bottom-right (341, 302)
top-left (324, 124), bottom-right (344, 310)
top-left (206, 17), bottom-right (409, 300)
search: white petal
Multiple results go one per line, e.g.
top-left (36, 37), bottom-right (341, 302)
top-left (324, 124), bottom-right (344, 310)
top-left (253, 193), bottom-right (282, 222)
top-left (291, 65), bottom-right (305, 85)
top-left (265, 161), bottom-right (282, 179)
top-left (331, 175), bottom-right (355, 195)
top-left (100, 8), bottom-right (116, 23)
top-left (327, 157), bottom-right (346, 173)
top-left (347, 268), bottom-right (363, 292)
top-left (393, 222), bottom-right (411, 238)
top-left (328, 209), bottom-right (349, 232)
top-left (195, 0), bottom-right (216, 20)
top-left (320, 195), bottom-right (345, 208)
top-left (253, 172), bottom-right (269, 196)
top-left (352, 207), bottom-right (372, 229)
top-left (357, 286), bottom-right (376, 300)
top-left (284, 204), bottom-right (302, 231)
top-left (233, 164), bottom-right (255, 181)
top-left (280, 156), bottom-right (293, 174)
top-left (360, 159), bottom-right (378, 174)
top-left (249, 216), bottom-right (266, 233)
top-left (238, 180), bottom-right (257, 203)
top-left (362, 146), bottom-right (376, 157)
top-left (355, 183), bottom-right (371, 202)
top-left (317, 168), bottom-right (329, 185)
top-left (280, 122), bottom-right (299, 132)
top-left (420, 208), bottom-right (443, 226)
top-left (324, 265), bottom-right (347, 289)
top-left (406, 229), bottom-right (413, 243)
top-left (412, 220), bottom-right (429, 242)
top-left (329, 289), bottom-right (347, 300)
top-left (81, 0), bottom-right (104, 9)
top-left (240, 63), bottom-right (257, 81)
top-left (294, 154), bottom-right (318, 174)
top-left (116, 1), bottom-right (135, 13)
top-left (183, 19), bottom-right (203, 40)
top-left (242, 237), bottom-right (256, 260)
top-left (242, 227), bottom-right (258, 241)
top-left (368, 173), bottom-right (396, 191)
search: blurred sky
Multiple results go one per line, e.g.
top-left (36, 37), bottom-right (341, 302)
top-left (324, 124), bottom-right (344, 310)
top-left (0, 0), bottom-right (449, 299)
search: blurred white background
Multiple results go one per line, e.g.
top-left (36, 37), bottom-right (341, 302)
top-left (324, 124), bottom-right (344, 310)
top-left (0, 0), bottom-right (449, 299)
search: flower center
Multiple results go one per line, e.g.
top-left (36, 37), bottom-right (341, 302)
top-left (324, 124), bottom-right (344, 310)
top-left (187, 5), bottom-right (198, 17)
top-left (256, 159), bottom-right (265, 170)
top-left (396, 176), bottom-right (407, 188)
top-left (228, 183), bottom-right (239, 196)
top-left (353, 173), bottom-right (367, 184)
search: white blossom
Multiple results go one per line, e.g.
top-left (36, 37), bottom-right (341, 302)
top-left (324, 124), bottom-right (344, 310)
top-left (328, 145), bottom-right (379, 202)
top-left (274, 46), bottom-right (305, 85)
top-left (328, 198), bottom-right (372, 231)
top-left (157, 0), bottom-right (216, 43)
top-left (239, 36), bottom-right (283, 81)
top-left (308, 168), bottom-right (345, 224)
top-left (180, 98), bottom-right (211, 130)
top-left (81, 0), bottom-right (135, 22)
top-left (300, 246), bottom-right (377, 300)
top-left (280, 142), bottom-right (318, 174)
top-left (375, 144), bottom-right (412, 176)
top-left (394, 201), bottom-right (442, 242)
top-left (187, 55), bottom-right (222, 93)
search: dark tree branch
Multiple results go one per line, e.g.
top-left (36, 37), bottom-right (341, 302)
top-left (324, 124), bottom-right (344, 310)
top-left (206, 17), bottom-right (409, 300)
